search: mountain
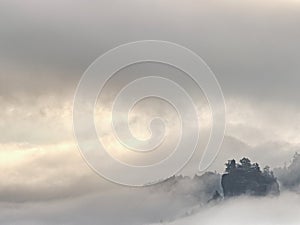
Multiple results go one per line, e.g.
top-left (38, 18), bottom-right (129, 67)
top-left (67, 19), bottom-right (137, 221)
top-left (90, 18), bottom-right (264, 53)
top-left (151, 172), bottom-right (222, 203)
top-left (274, 152), bottom-right (300, 191)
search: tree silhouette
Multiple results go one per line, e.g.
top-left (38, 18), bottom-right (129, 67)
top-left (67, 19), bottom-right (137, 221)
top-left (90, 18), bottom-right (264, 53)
top-left (222, 157), bottom-right (279, 197)
top-left (239, 157), bottom-right (251, 169)
top-left (225, 159), bottom-right (236, 173)
top-left (253, 163), bottom-right (261, 172)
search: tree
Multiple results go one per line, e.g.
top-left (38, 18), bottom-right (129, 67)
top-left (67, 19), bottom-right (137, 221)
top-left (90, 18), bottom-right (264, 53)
top-left (252, 163), bottom-right (261, 172)
top-left (225, 159), bottom-right (236, 173)
top-left (208, 191), bottom-right (222, 203)
top-left (239, 157), bottom-right (251, 169)
top-left (292, 152), bottom-right (300, 165)
top-left (263, 166), bottom-right (270, 175)
top-left (222, 158), bottom-right (280, 197)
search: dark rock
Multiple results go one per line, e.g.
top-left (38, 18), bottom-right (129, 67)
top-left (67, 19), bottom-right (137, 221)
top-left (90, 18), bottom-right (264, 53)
top-left (221, 158), bottom-right (280, 197)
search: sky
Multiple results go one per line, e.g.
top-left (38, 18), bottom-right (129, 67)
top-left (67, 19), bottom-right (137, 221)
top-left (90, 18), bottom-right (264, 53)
top-left (1, 0), bottom-right (300, 224)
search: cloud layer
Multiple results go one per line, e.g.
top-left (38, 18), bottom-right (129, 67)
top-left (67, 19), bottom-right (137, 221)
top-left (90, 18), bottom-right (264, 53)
top-left (1, 0), bottom-right (300, 224)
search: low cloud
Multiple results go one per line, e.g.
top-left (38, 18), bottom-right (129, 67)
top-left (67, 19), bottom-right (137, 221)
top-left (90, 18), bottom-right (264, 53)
top-left (164, 192), bottom-right (300, 225)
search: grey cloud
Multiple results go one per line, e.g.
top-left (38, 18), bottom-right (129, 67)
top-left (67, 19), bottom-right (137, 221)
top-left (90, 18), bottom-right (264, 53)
top-left (0, 132), bottom-right (297, 203)
top-left (0, 0), bottom-right (299, 104)
top-left (1, 1), bottom-right (300, 224)
top-left (0, 172), bottom-right (221, 225)
top-left (167, 192), bottom-right (300, 225)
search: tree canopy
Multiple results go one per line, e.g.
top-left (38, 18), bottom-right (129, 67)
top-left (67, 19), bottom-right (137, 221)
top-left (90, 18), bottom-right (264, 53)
top-left (222, 157), bottom-right (279, 197)
top-left (225, 157), bottom-right (262, 174)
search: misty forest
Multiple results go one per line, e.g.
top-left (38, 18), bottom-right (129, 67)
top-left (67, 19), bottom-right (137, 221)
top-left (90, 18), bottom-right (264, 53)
top-left (150, 152), bottom-right (300, 223)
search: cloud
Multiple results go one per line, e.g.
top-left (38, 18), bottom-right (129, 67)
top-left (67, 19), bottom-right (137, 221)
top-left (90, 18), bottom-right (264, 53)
top-left (0, 0), bottom-right (300, 224)
top-left (0, 173), bottom-right (221, 225)
top-left (0, 142), bottom-right (114, 202)
top-left (164, 192), bottom-right (300, 225)
top-left (0, 0), bottom-right (300, 104)
top-left (0, 97), bottom-right (73, 144)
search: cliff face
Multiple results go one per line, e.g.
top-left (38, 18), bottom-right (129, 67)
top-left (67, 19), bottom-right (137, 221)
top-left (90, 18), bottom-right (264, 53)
top-left (221, 158), bottom-right (280, 197)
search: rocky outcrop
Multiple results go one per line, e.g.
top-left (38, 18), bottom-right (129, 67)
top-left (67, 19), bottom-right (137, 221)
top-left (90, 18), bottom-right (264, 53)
top-left (221, 158), bottom-right (280, 197)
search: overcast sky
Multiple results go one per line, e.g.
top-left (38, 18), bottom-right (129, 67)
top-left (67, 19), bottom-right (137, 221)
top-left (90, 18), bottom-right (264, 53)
top-left (1, 0), bottom-right (300, 224)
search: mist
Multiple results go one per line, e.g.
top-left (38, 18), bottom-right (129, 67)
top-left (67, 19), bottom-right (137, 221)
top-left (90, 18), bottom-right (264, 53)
top-left (1, 0), bottom-right (300, 224)
top-left (164, 192), bottom-right (300, 225)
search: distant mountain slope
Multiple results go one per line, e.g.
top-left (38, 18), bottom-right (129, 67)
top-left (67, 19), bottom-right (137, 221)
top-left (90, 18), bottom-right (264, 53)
top-left (275, 152), bottom-right (300, 191)
top-left (150, 172), bottom-right (222, 203)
